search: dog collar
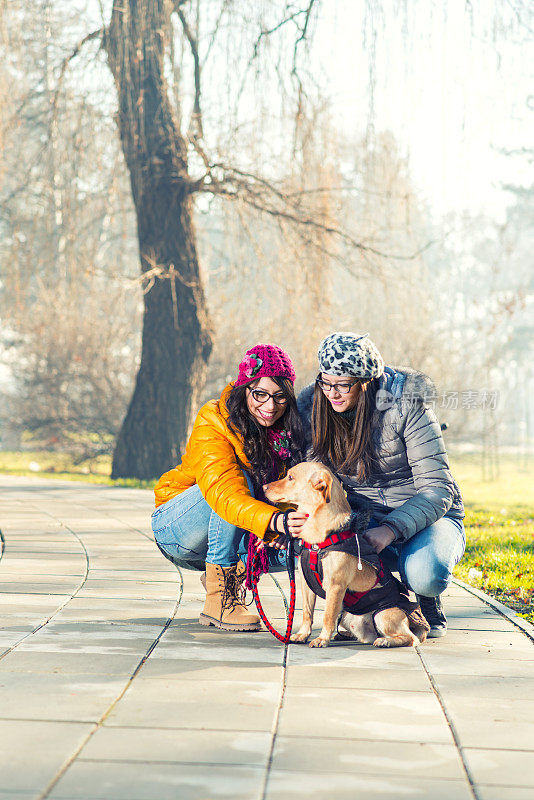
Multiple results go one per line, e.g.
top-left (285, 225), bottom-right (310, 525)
top-left (302, 528), bottom-right (354, 553)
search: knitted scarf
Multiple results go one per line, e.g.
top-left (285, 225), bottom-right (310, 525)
top-left (245, 425), bottom-right (291, 590)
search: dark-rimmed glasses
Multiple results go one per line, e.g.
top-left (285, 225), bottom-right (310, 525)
top-left (316, 376), bottom-right (360, 395)
top-left (247, 387), bottom-right (288, 405)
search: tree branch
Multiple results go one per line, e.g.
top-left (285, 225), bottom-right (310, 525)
top-left (236, 3), bottom-right (319, 107)
top-left (292, 0), bottom-right (318, 73)
top-left (173, 1), bottom-right (203, 139)
top-left (51, 28), bottom-right (104, 122)
top-left (205, 171), bottom-right (435, 261)
top-left (185, 141), bottom-right (436, 263)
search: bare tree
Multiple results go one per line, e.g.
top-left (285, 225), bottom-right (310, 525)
top-left (103, 1), bottom-right (213, 479)
top-left (102, 0), bottom-right (367, 479)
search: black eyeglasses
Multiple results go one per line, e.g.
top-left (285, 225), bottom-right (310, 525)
top-left (247, 388), bottom-right (288, 405)
top-left (316, 376), bottom-right (360, 395)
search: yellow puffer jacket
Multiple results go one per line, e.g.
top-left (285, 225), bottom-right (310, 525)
top-left (154, 383), bottom-right (277, 539)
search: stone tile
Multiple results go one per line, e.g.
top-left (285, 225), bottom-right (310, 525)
top-left (446, 607), bottom-right (511, 620)
top-left (105, 678), bottom-right (280, 730)
top-left (265, 771), bottom-right (472, 800)
top-left (0, 719), bottom-right (92, 793)
top-left (0, 650), bottom-right (142, 676)
top-left (433, 674), bottom-right (534, 700)
top-left (272, 737), bottom-right (465, 779)
top-left (277, 687), bottom-right (453, 743)
top-left (139, 658), bottom-right (283, 683)
top-left (463, 748), bottom-right (534, 787)
top-left (81, 727), bottom-right (270, 765)
top-left (49, 762), bottom-right (263, 799)
top-left (0, 594), bottom-right (70, 610)
top-left (452, 719), bottom-right (534, 749)
top-left (0, 554), bottom-right (82, 565)
top-left (441, 597), bottom-right (497, 607)
top-left (0, 575), bottom-right (85, 588)
top-left (86, 569), bottom-right (176, 581)
top-left (0, 560), bottom-right (84, 576)
top-left (16, 638), bottom-right (153, 656)
top-left (152, 639), bottom-right (283, 665)
top-left (477, 787), bottom-right (534, 800)
top-left (57, 597), bottom-right (176, 612)
top-left (52, 606), bottom-right (171, 625)
top-left (2, 546), bottom-right (81, 556)
top-left (285, 664), bottom-right (431, 692)
top-left (75, 580), bottom-right (180, 601)
top-left (0, 583), bottom-right (77, 595)
top-left (446, 694), bottom-right (534, 723)
top-left (287, 641), bottom-right (422, 670)
top-left (0, 613), bottom-right (44, 628)
top-left (441, 629), bottom-right (532, 646)
top-left (37, 620), bottom-right (167, 640)
top-left (90, 560), bottom-right (172, 571)
top-left (424, 639), bottom-right (534, 657)
top-left (0, 631), bottom-right (34, 652)
top-left (418, 651), bottom-right (534, 677)
top-left (1, 542), bottom-right (79, 569)
top-left (0, 672), bottom-right (124, 722)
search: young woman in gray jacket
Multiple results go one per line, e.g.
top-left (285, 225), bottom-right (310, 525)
top-left (297, 332), bottom-right (465, 637)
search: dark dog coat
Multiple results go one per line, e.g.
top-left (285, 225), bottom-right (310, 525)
top-left (299, 514), bottom-right (429, 631)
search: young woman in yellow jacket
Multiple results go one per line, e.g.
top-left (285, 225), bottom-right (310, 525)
top-left (152, 344), bottom-right (307, 632)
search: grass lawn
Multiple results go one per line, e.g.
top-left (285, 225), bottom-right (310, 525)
top-left (450, 453), bottom-right (534, 624)
top-left (1, 449), bottom-right (532, 622)
top-left (0, 451), bottom-right (154, 489)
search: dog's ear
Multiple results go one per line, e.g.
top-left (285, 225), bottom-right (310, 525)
top-left (310, 470), bottom-right (333, 503)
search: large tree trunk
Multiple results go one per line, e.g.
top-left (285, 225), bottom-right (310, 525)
top-left (105, 0), bottom-right (212, 480)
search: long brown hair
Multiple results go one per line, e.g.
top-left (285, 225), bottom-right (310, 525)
top-left (225, 377), bottom-right (305, 488)
top-left (311, 377), bottom-right (379, 481)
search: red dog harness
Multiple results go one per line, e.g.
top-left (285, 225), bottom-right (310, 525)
top-left (301, 529), bottom-right (387, 608)
top-left (299, 521), bottom-right (425, 622)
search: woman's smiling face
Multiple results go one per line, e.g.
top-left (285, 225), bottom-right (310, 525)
top-left (246, 377), bottom-right (288, 427)
top-left (320, 373), bottom-right (361, 413)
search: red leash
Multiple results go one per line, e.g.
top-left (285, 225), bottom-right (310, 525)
top-left (251, 512), bottom-right (296, 644)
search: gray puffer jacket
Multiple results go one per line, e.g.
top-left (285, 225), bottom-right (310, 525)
top-left (297, 366), bottom-right (465, 542)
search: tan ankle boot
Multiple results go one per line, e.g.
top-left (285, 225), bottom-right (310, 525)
top-left (199, 562), bottom-right (261, 631)
top-left (199, 559), bottom-right (244, 593)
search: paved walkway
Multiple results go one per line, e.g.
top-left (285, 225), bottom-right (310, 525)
top-left (0, 476), bottom-right (533, 800)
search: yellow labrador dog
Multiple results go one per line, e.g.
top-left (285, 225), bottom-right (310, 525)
top-left (264, 462), bottom-right (429, 648)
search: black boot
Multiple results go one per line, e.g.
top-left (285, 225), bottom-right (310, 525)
top-left (416, 594), bottom-right (447, 638)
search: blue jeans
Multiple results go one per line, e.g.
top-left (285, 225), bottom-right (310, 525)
top-left (371, 516), bottom-right (466, 597)
top-left (151, 477), bottom-right (287, 571)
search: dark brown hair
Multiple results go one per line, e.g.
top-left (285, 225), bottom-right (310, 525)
top-left (225, 377), bottom-right (305, 488)
top-left (310, 377), bottom-right (379, 481)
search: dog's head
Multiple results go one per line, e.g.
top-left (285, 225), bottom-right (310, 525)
top-left (264, 462), bottom-right (351, 542)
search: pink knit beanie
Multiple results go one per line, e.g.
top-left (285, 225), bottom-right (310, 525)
top-left (235, 344), bottom-right (296, 386)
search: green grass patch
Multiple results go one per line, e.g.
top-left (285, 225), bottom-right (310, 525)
top-left (450, 454), bottom-right (534, 624)
top-left (0, 450), bottom-right (155, 489)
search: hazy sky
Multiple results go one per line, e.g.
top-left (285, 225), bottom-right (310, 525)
top-left (313, 1), bottom-right (533, 221)
top-left (84, 0), bottom-right (533, 223)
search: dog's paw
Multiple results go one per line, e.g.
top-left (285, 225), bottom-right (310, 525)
top-left (373, 637), bottom-right (391, 648)
top-left (290, 632), bottom-right (310, 644)
top-left (309, 636), bottom-right (330, 648)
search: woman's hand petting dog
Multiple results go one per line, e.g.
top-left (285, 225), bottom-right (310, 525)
top-left (275, 510), bottom-right (309, 536)
top-left (255, 511), bottom-right (309, 550)
top-left (363, 525), bottom-right (396, 553)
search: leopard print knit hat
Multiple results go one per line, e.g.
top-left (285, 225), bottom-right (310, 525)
top-left (317, 332), bottom-right (384, 379)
